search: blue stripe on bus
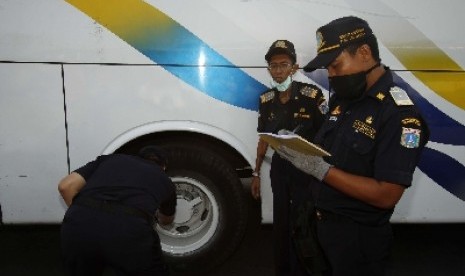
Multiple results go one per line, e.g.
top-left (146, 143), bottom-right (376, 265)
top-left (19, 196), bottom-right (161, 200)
top-left (419, 148), bottom-right (465, 201)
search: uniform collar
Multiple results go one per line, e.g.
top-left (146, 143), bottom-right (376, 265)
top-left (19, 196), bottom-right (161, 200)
top-left (272, 81), bottom-right (296, 100)
top-left (365, 66), bottom-right (392, 101)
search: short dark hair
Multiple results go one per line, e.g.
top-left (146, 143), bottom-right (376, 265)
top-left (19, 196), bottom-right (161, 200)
top-left (138, 146), bottom-right (168, 167)
top-left (344, 35), bottom-right (381, 63)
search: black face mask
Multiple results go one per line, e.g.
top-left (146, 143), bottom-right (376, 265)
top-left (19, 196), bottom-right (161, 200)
top-left (329, 63), bottom-right (379, 101)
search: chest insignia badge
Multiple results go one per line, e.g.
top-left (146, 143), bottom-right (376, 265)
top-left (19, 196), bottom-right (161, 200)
top-left (365, 116), bottom-right (373, 124)
top-left (353, 120), bottom-right (376, 139)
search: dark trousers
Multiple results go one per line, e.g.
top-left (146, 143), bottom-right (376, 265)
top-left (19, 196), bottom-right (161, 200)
top-left (270, 154), bottom-right (315, 276)
top-left (61, 205), bottom-right (169, 276)
top-left (316, 211), bottom-right (393, 276)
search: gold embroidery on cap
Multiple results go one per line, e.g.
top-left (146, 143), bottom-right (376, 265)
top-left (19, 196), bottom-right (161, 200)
top-left (318, 44), bottom-right (340, 54)
top-left (339, 28), bottom-right (366, 43)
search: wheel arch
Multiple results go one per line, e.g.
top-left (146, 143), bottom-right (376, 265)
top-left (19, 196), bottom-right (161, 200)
top-left (103, 120), bottom-right (254, 178)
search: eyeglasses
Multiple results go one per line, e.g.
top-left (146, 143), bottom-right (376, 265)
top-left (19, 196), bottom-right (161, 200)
top-left (268, 63), bottom-right (293, 72)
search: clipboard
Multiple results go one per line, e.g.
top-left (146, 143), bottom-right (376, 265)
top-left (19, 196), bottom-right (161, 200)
top-left (259, 132), bottom-right (331, 157)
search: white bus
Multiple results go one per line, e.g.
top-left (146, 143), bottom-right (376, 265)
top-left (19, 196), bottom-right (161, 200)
top-left (1, 0), bottom-right (464, 273)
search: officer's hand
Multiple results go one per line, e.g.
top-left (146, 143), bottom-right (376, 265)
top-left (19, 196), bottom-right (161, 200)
top-left (251, 176), bottom-right (261, 200)
top-left (276, 145), bottom-right (332, 181)
top-left (156, 210), bottom-right (174, 226)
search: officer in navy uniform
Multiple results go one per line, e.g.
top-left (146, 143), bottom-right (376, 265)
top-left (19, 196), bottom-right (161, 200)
top-left (58, 146), bottom-right (176, 276)
top-left (276, 17), bottom-right (430, 276)
top-left (251, 39), bottom-right (327, 275)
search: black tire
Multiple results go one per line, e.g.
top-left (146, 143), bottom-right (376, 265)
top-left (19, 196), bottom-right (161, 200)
top-left (150, 143), bottom-right (248, 274)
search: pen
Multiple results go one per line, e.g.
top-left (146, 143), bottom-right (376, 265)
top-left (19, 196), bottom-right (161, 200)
top-left (292, 124), bottom-right (302, 134)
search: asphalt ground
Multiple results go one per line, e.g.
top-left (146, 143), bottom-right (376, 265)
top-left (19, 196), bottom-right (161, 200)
top-left (1, 194), bottom-right (464, 275)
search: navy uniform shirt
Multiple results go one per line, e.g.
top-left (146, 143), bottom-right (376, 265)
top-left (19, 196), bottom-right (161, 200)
top-left (314, 68), bottom-right (429, 225)
top-left (74, 154), bottom-right (176, 217)
top-left (258, 81), bottom-right (326, 141)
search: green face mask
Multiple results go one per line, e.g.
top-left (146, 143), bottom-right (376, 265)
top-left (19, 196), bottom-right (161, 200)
top-left (271, 76), bottom-right (292, 92)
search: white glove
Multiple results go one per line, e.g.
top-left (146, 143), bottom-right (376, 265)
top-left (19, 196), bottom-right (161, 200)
top-left (276, 145), bottom-right (332, 181)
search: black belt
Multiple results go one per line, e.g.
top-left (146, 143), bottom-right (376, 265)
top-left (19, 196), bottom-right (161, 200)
top-left (73, 196), bottom-right (155, 226)
top-left (315, 209), bottom-right (353, 223)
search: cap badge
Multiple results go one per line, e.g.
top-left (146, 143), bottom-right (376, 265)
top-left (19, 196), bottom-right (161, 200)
top-left (274, 40), bottom-right (287, 49)
top-left (316, 31), bottom-right (325, 52)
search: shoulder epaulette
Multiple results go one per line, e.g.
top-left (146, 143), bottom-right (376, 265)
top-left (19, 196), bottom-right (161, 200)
top-left (300, 85), bottom-right (318, 98)
top-left (389, 86), bottom-right (414, 106)
top-left (260, 91), bottom-right (275, 103)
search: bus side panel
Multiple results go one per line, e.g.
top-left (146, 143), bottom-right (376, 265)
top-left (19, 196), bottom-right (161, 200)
top-left (0, 64), bottom-right (68, 223)
top-left (64, 65), bottom-right (259, 171)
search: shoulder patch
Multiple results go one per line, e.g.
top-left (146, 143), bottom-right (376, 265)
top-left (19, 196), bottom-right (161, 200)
top-left (260, 91), bottom-right (275, 103)
top-left (390, 86), bottom-right (414, 106)
top-left (300, 86), bottom-right (318, 98)
top-left (400, 127), bottom-right (421, 148)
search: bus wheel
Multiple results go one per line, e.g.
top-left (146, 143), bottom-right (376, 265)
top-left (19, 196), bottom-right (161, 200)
top-left (155, 143), bottom-right (248, 274)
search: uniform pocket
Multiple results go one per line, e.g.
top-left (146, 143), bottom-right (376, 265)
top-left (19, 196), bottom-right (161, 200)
top-left (342, 132), bottom-right (375, 155)
top-left (337, 133), bottom-right (376, 175)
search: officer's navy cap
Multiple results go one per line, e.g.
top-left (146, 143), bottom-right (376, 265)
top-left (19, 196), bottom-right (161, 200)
top-left (303, 16), bottom-right (375, 72)
top-left (265, 40), bottom-right (297, 63)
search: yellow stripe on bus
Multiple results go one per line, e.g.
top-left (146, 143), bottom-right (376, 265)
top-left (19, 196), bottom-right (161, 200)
top-left (391, 44), bottom-right (465, 110)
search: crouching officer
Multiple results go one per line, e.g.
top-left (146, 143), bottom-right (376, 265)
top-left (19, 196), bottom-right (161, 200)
top-left (58, 146), bottom-right (176, 276)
